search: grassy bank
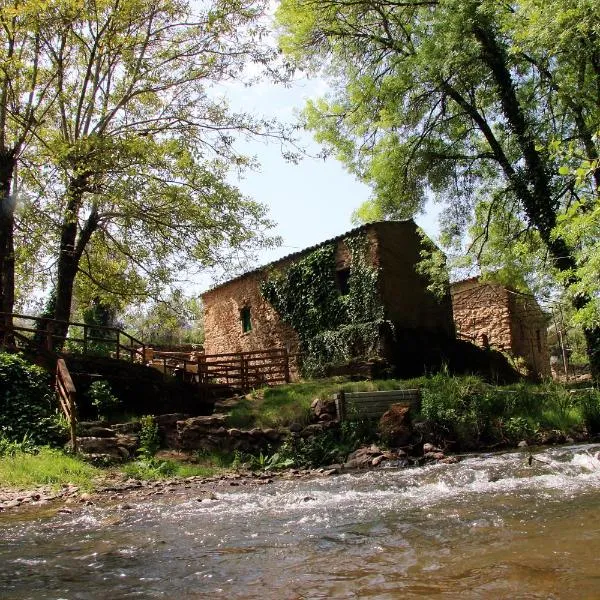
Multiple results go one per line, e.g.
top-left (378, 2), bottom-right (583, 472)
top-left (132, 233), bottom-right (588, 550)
top-left (226, 377), bottom-right (427, 429)
top-left (0, 446), bottom-right (100, 490)
top-left (226, 374), bottom-right (600, 454)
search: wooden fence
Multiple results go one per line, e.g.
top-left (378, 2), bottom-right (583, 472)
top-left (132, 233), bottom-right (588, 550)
top-left (0, 312), bottom-right (145, 363)
top-left (56, 358), bottom-right (78, 452)
top-left (334, 389), bottom-right (421, 421)
top-left (151, 347), bottom-right (292, 392)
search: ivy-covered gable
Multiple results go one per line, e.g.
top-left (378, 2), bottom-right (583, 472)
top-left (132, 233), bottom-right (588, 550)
top-left (260, 233), bottom-right (389, 376)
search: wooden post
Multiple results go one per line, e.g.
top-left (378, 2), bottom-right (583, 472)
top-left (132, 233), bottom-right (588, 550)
top-left (56, 358), bottom-right (78, 453)
top-left (334, 392), bottom-right (346, 421)
top-left (46, 322), bottom-right (53, 352)
top-left (283, 348), bottom-right (290, 383)
top-left (241, 354), bottom-right (247, 391)
top-left (197, 354), bottom-right (206, 383)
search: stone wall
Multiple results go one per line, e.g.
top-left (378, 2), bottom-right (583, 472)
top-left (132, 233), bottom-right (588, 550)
top-left (451, 280), bottom-right (513, 350)
top-left (375, 221), bottom-right (455, 336)
top-left (451, 279), bottom-right (550, 378)
top-left (201, 228), bottom-right (369, 373)
top-left (509, 292), bottom-right (551, 377)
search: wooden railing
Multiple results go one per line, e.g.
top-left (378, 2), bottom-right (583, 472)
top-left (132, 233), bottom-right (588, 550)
top-left (0, 312), bottom-right (145, 363)
top-left (56, 358), bottom-right (78, 453)
top-left (151, 347), bottom-right (293, 392)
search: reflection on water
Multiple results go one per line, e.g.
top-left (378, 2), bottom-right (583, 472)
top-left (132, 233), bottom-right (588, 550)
top-left (2, 445), bottom-right (600, 599)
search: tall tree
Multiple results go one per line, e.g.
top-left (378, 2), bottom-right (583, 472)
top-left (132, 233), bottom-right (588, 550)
top-left (0, 1), bottom-right (58, 334)
top-left (276, 0), bottom-right (600, 379)
top-left (15, 0), bottom-right (281, 346)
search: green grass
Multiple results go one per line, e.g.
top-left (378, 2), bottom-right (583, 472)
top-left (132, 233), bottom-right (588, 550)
top-left (0, 447), bottom-right (100, 490)
top-left (121, 455), bottom-right (230, 480)
top-left (226, 377), bottom-right (427, 429)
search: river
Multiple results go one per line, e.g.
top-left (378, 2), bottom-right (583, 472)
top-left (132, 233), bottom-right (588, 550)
top-left (2, 444), bottom-right (600, 599)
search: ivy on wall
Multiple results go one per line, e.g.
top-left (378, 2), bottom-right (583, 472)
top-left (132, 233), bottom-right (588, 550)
top-left (260, 234), bottom-right (389, 376)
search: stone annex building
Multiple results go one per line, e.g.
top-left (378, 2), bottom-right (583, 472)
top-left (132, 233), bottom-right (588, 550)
top-left (451, 277), bottom-right (550, 377)
top-left (202, 220), bottom-right (455, 376)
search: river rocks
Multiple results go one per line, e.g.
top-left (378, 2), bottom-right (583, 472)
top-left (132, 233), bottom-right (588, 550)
top-left (177, 417), bottom-right (285, 453)
top-left (344, 445), bottom-right (403, 470)
top-left (310, 398), bottom-right (338, 422)
top-left (196, 491), bottom-right (217, 502)
top-left (378, 405), bottom-right (412, 446)
top-left (423, 442), bottom-right (442, 454)
top-left (424, 451), bottom-right (446, 461)
top-left (156, 414), bottom-right (188, 447)
top-left (535, 430), bottom-right (568, 445)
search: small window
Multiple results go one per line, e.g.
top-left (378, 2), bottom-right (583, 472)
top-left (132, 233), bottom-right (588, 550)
top-left (336, 268), bottom-right (351, 296)
top-left (241, 306), bottom-right (252, 333)
top-left (536, 329), bottom-right (542, 352)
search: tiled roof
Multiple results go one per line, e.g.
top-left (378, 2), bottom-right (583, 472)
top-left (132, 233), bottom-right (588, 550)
top-left (202, 219), bottom-right (415, 296)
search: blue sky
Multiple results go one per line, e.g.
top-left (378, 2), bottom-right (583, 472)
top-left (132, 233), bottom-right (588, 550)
top-left (207, 75), bottom-right (441, 292)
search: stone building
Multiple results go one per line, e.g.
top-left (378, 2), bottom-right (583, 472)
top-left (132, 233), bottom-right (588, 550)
top-left (201, 220), bottom-right (455, 376)
top-left (450, 277), bottom-right (550, 378)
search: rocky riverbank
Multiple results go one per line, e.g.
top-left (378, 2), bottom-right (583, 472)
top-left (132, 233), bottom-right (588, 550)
top-left (0, 439), bottom-right (463, 515)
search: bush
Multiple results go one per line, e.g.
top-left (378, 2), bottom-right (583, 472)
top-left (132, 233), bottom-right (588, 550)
top-left (420, 372), bottom-right (499, 448)
top-left (138, 415), bottom-right (160, 458)
top-left (0, 352), bottom-right (66, 446)
top-left (0, 435), bottom-right (38, 457)
top-left (576, 390), bottom-right (600, 433)
top-left (273, 417), bottom-right (377, 469)
top-left (86, 380), bottom-right (120, 420)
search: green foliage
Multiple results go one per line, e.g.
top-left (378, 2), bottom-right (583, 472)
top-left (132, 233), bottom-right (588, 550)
top-left (576, 390), bottom-right (600, 434)
top-left (86, 380), bottom-right (120, 420)
top-left (261, 244), bottom-right (347, 340)
top-left (10, 0), bottom-right (283, 328)
top-left (80, 298), bottom-right (118, 356)
top-left (0, 352), bottom-right (66, 446)
top-left (138, 415), bottom-right (161, 459)
top-left (420, 372), bottom-right (596, 448)
top-left (274, 418), bottom-right (377, 469)
top-left (0, 435), bottom-right (38, 458)
top-left (122, 291), bottom-right (204, 346)
top-left (122, 458), bottom-right (178, 480)
top-left (261, 234), bottom-right (388, 376)
top-left (276, 0), bottom-right (600, 373)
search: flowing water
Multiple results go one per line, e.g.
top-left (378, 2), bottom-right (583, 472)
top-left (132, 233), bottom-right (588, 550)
top-left (2, 444), bottom-right (600, 599)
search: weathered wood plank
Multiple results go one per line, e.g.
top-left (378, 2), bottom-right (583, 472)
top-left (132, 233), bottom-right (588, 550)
top-left (335, 389), bottom-right (420, 421)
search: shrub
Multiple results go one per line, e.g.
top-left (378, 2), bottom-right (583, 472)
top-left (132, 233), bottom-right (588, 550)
top-left (138, 415), bottom-right (160, 458)
top-left (86, 380), bottom-right (120, 420)
top-left (0, 434), bottom-right (38, 457)
top-left (0, 352), bottom-right (66, 446)
top-left (420, 372), bottom-right (497, 448)
top-left (576, 390), bottom-right (600, 433)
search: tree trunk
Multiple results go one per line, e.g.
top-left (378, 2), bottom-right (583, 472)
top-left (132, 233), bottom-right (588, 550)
top-left (50, 177), bottom-right (99, 349)
top-left (0, 151), bottom-right (16, 345)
